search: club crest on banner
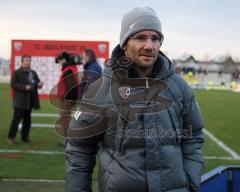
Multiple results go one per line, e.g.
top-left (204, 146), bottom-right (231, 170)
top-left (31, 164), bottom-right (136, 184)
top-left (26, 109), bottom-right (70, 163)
top-left (14, 42), bottom-right (23, 51)
top-left (98, 44), bottom-right (107, 53)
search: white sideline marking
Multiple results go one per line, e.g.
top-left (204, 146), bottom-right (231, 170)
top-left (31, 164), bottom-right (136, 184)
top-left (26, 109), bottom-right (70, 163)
top-left (32, 113), bottom-right (58, 117)
top-left (0, 149), bottom-right (64, 155)
top-left (1, 178), bottom-right (65, 183)
top-left (0, 178), bottom-right (98, 184)
top-left (31, 123), bottom-right (55, 128)
top-left (204, 156), bottom-right (237, 160)
top-left (204, 129), bottom-right (240, 160)
top-left (19, 123), bottom-right (55, 128)
top-left (0, 149), bottom-right (238, 161)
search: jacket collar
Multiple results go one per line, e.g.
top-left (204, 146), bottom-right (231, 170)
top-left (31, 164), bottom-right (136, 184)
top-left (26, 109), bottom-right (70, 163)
top-left (20, 67), bottom-right (31, 72)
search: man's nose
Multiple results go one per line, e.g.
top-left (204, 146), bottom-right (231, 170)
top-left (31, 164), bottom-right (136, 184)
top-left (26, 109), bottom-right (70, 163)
top-left (144, 39), bottom-right (154, 50)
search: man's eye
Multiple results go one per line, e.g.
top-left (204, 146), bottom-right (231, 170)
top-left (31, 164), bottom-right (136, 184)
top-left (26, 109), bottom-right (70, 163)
top-left (136, 36), bottom-right (146, 41)
top-left (152, 37), bottom-right (160, 42)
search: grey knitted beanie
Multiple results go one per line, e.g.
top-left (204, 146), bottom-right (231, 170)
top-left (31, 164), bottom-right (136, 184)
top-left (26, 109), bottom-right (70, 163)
top-left (120, 7), bottom-right (162, 48)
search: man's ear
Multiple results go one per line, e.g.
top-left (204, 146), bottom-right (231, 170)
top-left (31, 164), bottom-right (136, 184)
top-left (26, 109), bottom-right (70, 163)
top-left (122, 46), bottom-right (127, 53)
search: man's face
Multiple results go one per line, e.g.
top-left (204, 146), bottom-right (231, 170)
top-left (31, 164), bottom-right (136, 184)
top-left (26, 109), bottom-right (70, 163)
top-left (21, 57), bottom-right (31, 68)
top-left (83, 52), bottom-right (89, 64)
top-left (123, 30), bottom-right (161, 69)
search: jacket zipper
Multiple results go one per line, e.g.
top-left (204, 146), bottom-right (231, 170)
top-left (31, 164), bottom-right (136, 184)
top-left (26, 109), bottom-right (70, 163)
top-left (145, 78), bottom-right (149, 89)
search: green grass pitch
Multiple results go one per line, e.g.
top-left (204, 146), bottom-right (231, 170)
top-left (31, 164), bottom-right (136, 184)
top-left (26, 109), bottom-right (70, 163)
top-left (0, 83), bottom-right (240, 191)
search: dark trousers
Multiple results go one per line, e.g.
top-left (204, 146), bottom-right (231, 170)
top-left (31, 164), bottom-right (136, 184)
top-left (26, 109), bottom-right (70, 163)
top-left (8, 108), bottom-right (32, 141)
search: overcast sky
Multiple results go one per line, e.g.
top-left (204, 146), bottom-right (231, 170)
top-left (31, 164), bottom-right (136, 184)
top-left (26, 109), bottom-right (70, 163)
top-left (0, 0), bottom-right (240, 60)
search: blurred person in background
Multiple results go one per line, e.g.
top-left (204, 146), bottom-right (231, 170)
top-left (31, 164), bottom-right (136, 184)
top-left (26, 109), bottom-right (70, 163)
top-left (55, 52), bottom-right (80, 146)
top-left (8, 55), bottom-right (43, 144)
top-left (79, 49), bottom-right (102, 100)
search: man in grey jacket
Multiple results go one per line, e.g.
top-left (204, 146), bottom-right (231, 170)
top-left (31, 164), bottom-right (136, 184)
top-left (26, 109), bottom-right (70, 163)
top-left (66, 7), bottom-right (204, 192)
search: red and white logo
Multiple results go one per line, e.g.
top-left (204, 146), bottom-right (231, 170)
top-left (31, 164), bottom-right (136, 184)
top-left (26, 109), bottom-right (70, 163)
top-left (98, 44), bottom-right (106, 53)
top-left (14, 42), bottom-right (23, 51)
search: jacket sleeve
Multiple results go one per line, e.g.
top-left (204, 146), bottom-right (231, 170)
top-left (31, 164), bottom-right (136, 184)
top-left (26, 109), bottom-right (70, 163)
top-left (87, 64), bottom-right (102, 76)
top-left (65, 110), bottom-right (103, 192)
top-left (11, 71), bottom-right (27, 91)
top-left (181, 83), bottom-right (204, 192)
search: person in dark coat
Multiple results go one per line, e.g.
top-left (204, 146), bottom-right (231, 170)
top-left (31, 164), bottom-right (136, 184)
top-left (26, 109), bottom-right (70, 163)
top-left (66, 7), bottom-right (204, 192)
top-left (78, 49), bottom-right (102, 100)
top-left (8, 55), bottom-right (43, 144)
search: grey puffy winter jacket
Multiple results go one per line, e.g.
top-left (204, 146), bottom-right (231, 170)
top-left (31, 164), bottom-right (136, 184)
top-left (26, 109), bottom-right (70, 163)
top-left (65, 45), bottom-right (204, 192)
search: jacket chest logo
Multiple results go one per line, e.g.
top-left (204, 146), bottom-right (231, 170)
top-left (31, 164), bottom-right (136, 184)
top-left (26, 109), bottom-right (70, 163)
top-left (119, 86), bottom-right (130, 98)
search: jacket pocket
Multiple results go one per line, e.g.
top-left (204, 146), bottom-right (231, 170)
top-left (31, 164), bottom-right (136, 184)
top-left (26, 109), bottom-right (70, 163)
top-left (159, 145), bottom-right (189, 191)
top-left (178, 145), bottom-right (190, 190)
